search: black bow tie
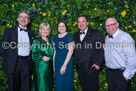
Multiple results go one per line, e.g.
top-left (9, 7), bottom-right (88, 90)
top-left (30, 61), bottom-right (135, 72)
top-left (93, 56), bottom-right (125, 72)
top-left (80, 32), bottom-right (85, 35)
top-left (18, 26), bottom-right (27, 32)
top-left (108, 35), bottom-right (113, 39)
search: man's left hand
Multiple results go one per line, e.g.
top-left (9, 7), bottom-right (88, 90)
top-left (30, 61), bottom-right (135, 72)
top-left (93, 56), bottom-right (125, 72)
top-left (92, 64), bottom-right (100, 70)
top-left (124, 77), bottom-right (129, 81)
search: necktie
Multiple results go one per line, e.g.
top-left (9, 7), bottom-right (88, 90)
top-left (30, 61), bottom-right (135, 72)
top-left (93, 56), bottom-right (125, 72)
top-left (108, 35), bottom-right (113, 39)
top-left (80, 32), bottom-right (85, 35)
top-left (18, 26), bottom-right (27, 32)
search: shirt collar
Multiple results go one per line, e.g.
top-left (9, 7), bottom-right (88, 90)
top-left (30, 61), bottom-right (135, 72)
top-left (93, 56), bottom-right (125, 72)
top-left (112, 28), bottom-right (120, 38)
top-left (19, 24), bottom-right (27, 30)
top-left (80, 27), bottom-right (88, 35)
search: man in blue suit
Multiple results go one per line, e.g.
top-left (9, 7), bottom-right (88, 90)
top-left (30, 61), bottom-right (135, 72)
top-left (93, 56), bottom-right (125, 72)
top-left (0, 11), bottom-right (35, 91)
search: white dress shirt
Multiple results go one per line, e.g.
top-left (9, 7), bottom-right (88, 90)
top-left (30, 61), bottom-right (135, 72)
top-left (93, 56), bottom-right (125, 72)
top-left (104, 28), bottom-right (136, 79)
top-left (18, 25), bottom-right (30, 56)
top-left (80, 27), bottom-right (88, 41)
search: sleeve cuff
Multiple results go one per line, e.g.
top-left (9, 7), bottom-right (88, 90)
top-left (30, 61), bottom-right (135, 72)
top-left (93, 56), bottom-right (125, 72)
top-left (123, 70), bottom-right (133, 79)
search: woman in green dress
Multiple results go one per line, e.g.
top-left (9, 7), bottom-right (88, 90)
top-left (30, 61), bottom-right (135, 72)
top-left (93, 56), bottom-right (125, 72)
top-left (32, 22), bottom-right (54, 91)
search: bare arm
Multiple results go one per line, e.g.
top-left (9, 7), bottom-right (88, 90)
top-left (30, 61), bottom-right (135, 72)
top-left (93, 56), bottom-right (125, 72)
top-left (53, 50), bottom-right (56, 72)
top-left (60, 42), bottom-right (75, 74)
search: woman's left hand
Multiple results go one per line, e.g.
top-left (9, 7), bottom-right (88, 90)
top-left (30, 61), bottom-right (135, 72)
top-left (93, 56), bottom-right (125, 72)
top-left (60, 65), bottom-right (66, 75)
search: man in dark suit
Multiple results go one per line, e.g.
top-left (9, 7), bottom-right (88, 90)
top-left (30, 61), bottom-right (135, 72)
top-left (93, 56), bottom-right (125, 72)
top-left (74, 15), bottom-right (104, 91)
top-left (0, 11), bottom-right (35, 91)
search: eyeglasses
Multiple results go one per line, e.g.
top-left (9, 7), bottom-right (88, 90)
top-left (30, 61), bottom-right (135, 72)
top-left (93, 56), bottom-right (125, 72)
top-left (105, 23), bottom-right (117, 27)
top-left (18, 16), bottom-right (29, 20)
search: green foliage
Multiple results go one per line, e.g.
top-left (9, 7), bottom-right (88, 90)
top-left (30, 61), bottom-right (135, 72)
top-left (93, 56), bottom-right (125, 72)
top-left (0, 58), bottom-right (8, 91)
top-left (0, 0), bottom-right (136, 91)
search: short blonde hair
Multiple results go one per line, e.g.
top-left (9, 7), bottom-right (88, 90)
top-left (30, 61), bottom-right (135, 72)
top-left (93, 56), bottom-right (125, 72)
top-left (39, 22), bottom-right (51, 36)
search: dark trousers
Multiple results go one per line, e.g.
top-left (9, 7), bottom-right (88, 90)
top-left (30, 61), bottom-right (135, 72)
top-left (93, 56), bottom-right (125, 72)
top-left (77, 65), bottom-right (98, 91)
top-left (7, 57), bottom-right (31, 91)
top-left (106, 68), bottom-right (131, 91)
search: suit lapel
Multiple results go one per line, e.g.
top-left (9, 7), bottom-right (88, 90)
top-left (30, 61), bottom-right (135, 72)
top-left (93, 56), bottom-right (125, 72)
top-left (27, 30), bottom-right (32, 45)
top-left (12, 27), bottom-right (18, 43)
top-left (82, 28), bottom-right (94, 42)
top-left (82, 28), bottom-right (90, 42)
top-left (13, 27), bottom-right (33, 50)
top-left (76, 30), bottom-right (90, 42)
top-left (12, 27), bottom-right (18, 53)
top-left (27, 30), bottom-right (34, 46)
top-left (76, 31), bottom-right (81, 42)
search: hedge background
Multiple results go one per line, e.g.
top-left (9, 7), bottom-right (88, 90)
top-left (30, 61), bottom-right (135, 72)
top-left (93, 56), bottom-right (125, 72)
top-left (0, 0), bottom-right (136, 91)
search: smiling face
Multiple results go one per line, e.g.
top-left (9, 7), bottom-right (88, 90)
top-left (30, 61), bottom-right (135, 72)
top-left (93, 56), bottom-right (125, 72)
top-left (40, 26), bottom-right (50, 37)
top-left (58, 22), bottom-right (67, 34)
top-left (105, 18), bottom-right (119, 35)
top-left (78, 16), bottom-right (88, 31)
top-left (17, 12), bottom-right (30, 28)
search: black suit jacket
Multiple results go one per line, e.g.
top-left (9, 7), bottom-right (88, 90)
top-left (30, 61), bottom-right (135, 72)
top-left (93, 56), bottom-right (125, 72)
top-left (0, 26), bottom-right (35, 74)
top-left (74, 28), bottom-right (104, 71)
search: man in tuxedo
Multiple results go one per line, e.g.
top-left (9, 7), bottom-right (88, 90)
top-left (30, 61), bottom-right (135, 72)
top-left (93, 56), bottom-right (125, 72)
top-left (74, 15), bottom-right (104, 91)
top-left (0, 11), bottom-right (35, 91)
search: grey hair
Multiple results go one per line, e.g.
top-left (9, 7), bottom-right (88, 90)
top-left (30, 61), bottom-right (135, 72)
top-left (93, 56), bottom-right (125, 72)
top-left (18, 10), bottom-right (30, 18)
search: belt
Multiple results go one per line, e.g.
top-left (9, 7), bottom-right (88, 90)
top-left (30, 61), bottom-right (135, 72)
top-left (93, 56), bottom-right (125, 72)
top-left (18, 55), bottom-right (29, 60)
top-left (107, 67), bottom-right (125, 71)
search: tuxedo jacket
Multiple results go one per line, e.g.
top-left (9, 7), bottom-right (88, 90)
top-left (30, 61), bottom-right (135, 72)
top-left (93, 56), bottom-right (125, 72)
top-left (0, 26), bottom-right (35, 74)
top-left (73, 28), bottom-right (104, 71)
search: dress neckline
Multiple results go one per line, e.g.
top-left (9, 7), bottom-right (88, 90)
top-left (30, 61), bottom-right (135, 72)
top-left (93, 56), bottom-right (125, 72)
top-left (40, 37), bottom-right (51, 44)
top-left (58, 33), bottom-right (68, 39)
